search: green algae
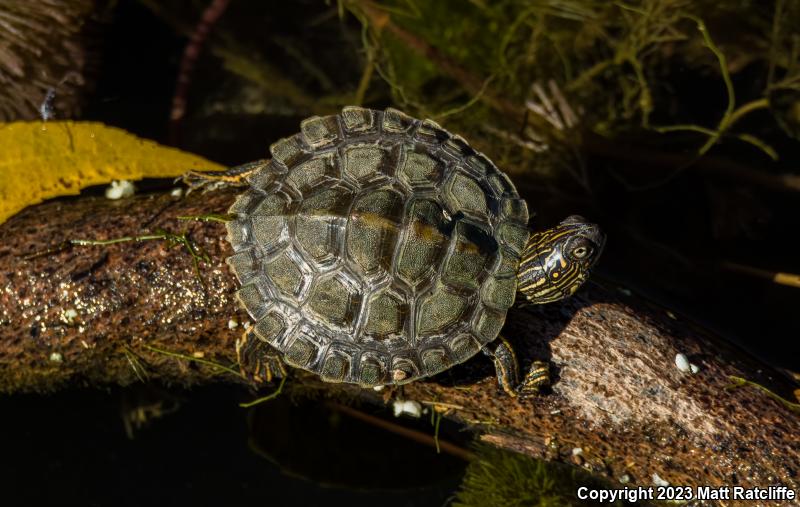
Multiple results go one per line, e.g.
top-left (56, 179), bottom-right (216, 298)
top-left (453, 444), bottom-right (639, 507)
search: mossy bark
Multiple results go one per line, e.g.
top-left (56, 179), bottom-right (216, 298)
top-left (1, 188), bottom-right (798, 506)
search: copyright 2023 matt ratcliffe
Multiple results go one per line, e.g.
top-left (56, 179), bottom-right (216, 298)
top-left (577, 485), bottom-right (796, 503)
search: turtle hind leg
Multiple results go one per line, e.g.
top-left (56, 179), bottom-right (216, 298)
top-left (482, 336), bottom-right (520, 397)
top-left (482, 336), bottom-right (550, 398)
top-left (236, 330), bottom-right (287, 383)
top-left (181, 159), bottom-right (269, 193)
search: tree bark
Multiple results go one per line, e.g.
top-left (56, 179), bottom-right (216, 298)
top-left (1, 188), bottom-right (798, 505)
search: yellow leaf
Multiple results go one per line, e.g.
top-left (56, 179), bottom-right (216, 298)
top-left (0, 122), bottom-right (226, 224)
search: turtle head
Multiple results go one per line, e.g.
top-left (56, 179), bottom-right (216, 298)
top-left (516, 215), bottom-right (605, 304)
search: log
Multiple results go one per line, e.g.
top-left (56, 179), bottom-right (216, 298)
top-left (1, 187), bottom-right (798, 505)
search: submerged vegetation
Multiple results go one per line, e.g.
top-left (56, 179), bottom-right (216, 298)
top-left (453, 444), bottom-right (634, 507)
top-left (343, 0), bottom-right (800, 181)
top-left (130, 0), bottom-right (800, 195)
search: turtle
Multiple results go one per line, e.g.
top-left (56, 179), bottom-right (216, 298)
top-left (188, 106), bottom-right (605, 397)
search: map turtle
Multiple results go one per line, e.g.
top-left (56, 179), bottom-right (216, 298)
top-left (190, 106), bottom-right (604, 396)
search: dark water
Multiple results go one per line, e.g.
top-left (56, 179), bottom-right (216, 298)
top-left (0, 385), bottom-right (465, 506)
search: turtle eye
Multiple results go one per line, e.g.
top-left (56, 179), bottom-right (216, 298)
top-left (570, 242), bottom-right (593, 260)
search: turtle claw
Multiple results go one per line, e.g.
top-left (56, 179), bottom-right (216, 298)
top-left (484, 337), bottom-right (550, 399)
top-left (179, 160), bottom-right (269, 195)
top-left (515, 360), bottom-right (550, 398)
top-left (180, 170), bottom-right (232, 195)
top-left (236, 332), bottom-right (287, 383)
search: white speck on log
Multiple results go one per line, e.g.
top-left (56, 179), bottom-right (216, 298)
top-left (652, 473), bottom-right (669, 487)
top-left (675, 353), bottom-right (691, 372)
top-left (61, 308), bottom-right (78, 325)
top-left (393, 399), bottom-right (422, 418)
top-left (105, 180), bottom-right (136, 200)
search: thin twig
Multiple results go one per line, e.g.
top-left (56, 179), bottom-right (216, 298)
top-left (169, 0), bottom-right (233, 145)
top-left (328, 401), bottom-right (474, 461)
top-left (721, 261), bottom-right (800, 288)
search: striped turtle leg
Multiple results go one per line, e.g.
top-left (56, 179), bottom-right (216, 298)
top-left (236, 330), bottom-right (287, 383)
top-left (482, 336), bottom-right (550, 398)
top-left (181, 159), bottom-right (269, 193)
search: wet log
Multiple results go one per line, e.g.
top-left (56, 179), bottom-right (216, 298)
top-left (1, 188), bottom-right (798, 505)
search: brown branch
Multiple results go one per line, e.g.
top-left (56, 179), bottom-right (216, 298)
top-left (1, 189), bottom-right (798, 505)
top-left (0, 188), bottom-right (245, 391)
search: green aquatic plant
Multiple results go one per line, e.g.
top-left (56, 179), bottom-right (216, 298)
top-left (344, 0), bottom-right (800, 183)
top-left (453, 444), bottom-right (635, 507)
top-left (239, 376), bottom-right (287, 408)
top-left (726, 375), bottom-right (800, 414)
top-left (140, 343), bottom-right (243, 380)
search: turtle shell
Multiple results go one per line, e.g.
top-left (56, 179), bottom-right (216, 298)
top-left (225, 107), bottom-right (530, 386)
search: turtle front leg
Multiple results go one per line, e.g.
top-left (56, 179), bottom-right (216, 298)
top-left (182, 159), bottom-right (269, 193)
top-left (482, 335), bottom-right (550, 397)
top-left (236, 330), bottom-right (287, 383)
